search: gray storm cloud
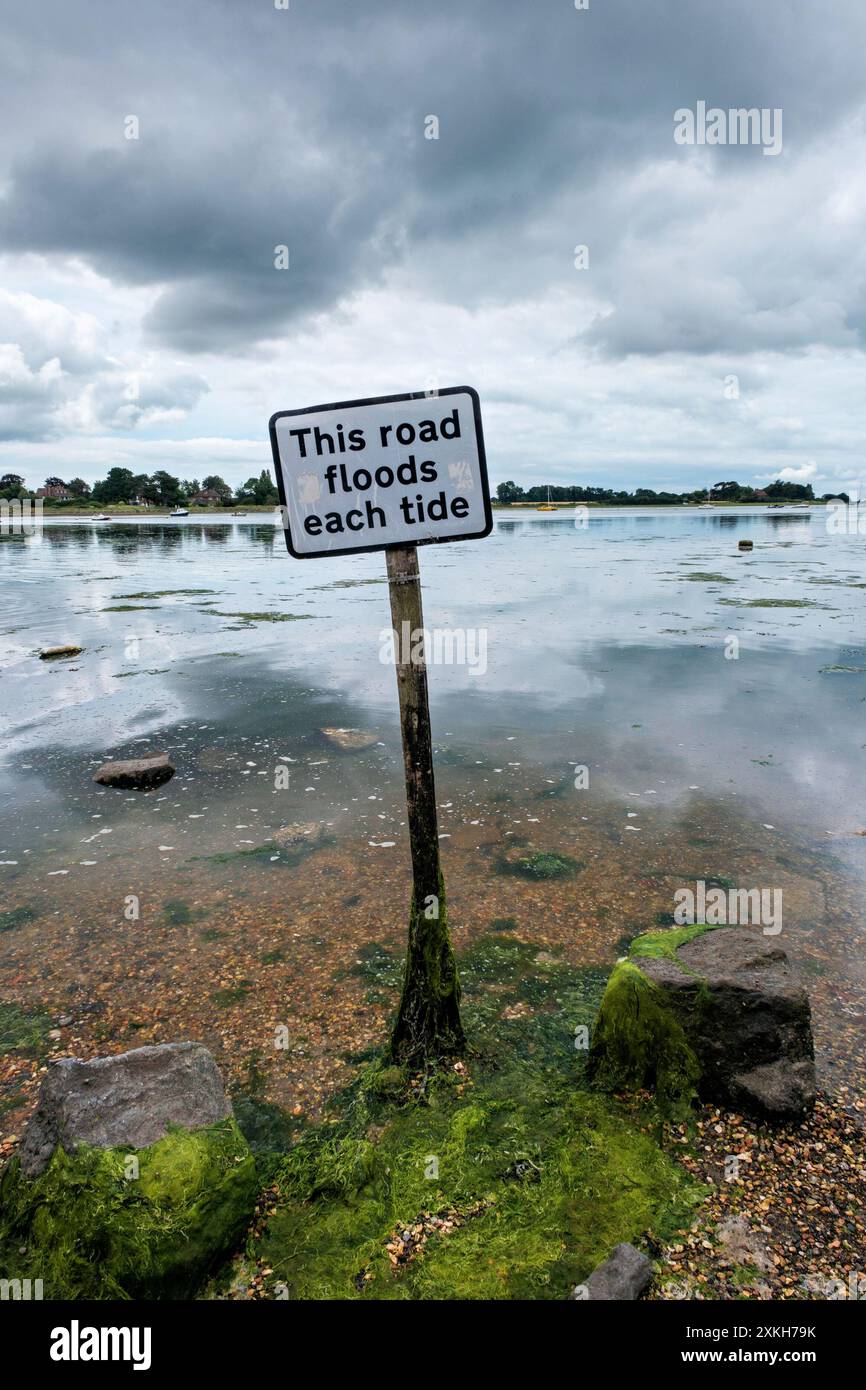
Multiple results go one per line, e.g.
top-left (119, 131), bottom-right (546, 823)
top-left (0, 0), bottom-right (865, 487)
top-left (1, 0), bottom-right (864, 354)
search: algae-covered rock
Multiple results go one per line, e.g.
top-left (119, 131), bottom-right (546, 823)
top-left (0, 1118), bottom-right (256, 1299)
top-left (19, 1042), bottom-right (232, 1177)
top-left (0, 1043), bottom-right (257, 1298)
top-left (499, 850), bottom-right (581, 881)
top-left (589, 925), bottom-right (815, 1120)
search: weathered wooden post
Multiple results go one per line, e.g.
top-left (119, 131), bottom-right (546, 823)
top-left (385, 543), bottom-right (464, 1063)
top-left (269, 386), bottom-right (492, 1067)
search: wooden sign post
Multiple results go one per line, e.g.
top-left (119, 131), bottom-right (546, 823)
top-left (385, 543), bottom-right (464, 1063)
top-left (269, 387), bottom-right (492, 1065)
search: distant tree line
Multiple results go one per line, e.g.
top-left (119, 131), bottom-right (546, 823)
top-left (0, 470), bottom-right (848, 509)
top-left (495, 478), bottom-right (841, 505)
top-left (0, 469), bottom-right (281, 507)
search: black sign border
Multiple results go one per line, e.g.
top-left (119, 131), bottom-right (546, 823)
top-left (268, 385), bottom-right (493, 559)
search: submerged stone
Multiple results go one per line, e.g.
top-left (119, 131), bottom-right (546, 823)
top-left (320, 727), bottom-right (379, 751)
top-left (92, 752), bottom-right (175, 789)
top-left (273, 821), bottom-right (327, 847)
top-left (500, 850), bottom-right (581, 880)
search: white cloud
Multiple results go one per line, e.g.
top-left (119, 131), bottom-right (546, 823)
top-left (772, 461), bottom-right (818, 482)
top-left (0, 286), bottom-right (208, 443)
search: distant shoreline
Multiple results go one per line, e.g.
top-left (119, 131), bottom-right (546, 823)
top-left (23, 503), bottom-right (279, 517)
top-left (20, 499), bottom-right (826, 517)
top-left (18, 500), bottom-right (834, 522)
top-left (493, 500), bottom-right (825, 510)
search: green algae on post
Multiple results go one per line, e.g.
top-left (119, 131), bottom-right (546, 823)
top-left (385, 544), bottom-right (465, 1070)
top-left (389, 875), bottom-right (465, 1066)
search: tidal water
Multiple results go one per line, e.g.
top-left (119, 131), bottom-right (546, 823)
top-left (1, 506), bottom-right (864, 1121)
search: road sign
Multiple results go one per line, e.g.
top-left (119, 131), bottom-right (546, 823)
top-left (266, 385), bottom-right (492, 1064)
top-left (269, 386), bottom-right (491, 558)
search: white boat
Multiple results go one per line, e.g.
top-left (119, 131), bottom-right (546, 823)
top-left (93, 513), bottom-right (111, 521)
top-left (170, 507), bottom-right (189, 517)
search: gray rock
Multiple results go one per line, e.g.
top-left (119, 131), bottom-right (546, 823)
top-left (39, 644), bottom-right (83, 660)
top-left (636, 928), bottom-right (815, 1121)
top-left (93, 752), bottom-right (175, 789)
top-left (19, 1041), bottom-right (231, 1177)
top-left (320, 726), bottom-right (378, 752)
top-left (273, 821), bottom-right (326, 848)
top-left (569, 1243), bottom-right (652, 1300)
top-left (715, 1214), bottom-right (772, 1272)
top-left (729, 1058), bottom-right (816, 1120)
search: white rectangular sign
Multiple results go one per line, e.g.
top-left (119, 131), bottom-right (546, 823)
top-left (269, 386), bottom-right (492, 558)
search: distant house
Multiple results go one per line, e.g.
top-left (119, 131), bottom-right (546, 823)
top-left (36, 483), bottom-right (74, 501)
top-left (190, 488), bottom-right (224, 506)
top-left (753, 489), bottom-right (769, 501)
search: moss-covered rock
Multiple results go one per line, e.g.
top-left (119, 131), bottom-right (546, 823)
top-left (588, 925), bottom-right (721, 1114)
top-left (587, 958), bottom-right (702, 1114)
top-left (0, 1117), bottom-right (256, 1299)
top-left (589, 925), bottom-right (815, 1120)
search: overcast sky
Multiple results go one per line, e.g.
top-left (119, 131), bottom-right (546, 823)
top-left (1, 0), bottom-right (865, 494)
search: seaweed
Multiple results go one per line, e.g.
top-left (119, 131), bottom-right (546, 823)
top-left (0, 1119), bottom-right (256, 1299)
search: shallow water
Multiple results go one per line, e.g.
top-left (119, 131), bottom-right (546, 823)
top-left (1, 506), bottom-right (864, 1127)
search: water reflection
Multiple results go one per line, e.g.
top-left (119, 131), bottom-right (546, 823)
top-left (0, 507), bottom-right (863, 1122)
